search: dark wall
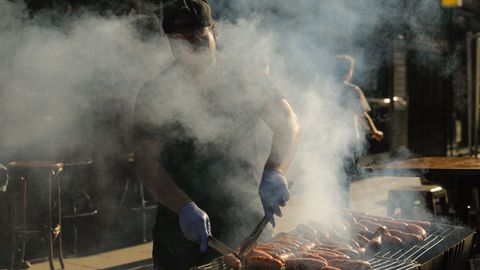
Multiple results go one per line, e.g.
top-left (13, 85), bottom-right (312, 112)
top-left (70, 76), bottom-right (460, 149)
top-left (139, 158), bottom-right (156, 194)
top-left (407, 50), bottom-right (453, 156)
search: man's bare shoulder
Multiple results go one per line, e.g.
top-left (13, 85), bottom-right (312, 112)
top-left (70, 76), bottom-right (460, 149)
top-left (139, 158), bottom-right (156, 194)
top-left (138, 64), bottom-right (182, 96)
top-left (344, 82), bottom-right (363, 93)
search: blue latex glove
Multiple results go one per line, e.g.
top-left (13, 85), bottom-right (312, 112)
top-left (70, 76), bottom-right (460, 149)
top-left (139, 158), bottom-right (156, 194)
top-left (178, 202), bottom-right (211, 253)
top-left (258, 169), bottom-right (290, 227)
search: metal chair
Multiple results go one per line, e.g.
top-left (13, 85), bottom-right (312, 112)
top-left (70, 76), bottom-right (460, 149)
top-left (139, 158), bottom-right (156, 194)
top-left (120, 153), bottom-right (156, 243)
top-left (8, 161), bottom-right (65, 270)
top-left (61, 159), bottom-right (99, 255)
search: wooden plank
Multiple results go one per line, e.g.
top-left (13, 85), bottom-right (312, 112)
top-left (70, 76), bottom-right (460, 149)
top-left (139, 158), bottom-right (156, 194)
top-left (367, 157), bottom-right (480, 171)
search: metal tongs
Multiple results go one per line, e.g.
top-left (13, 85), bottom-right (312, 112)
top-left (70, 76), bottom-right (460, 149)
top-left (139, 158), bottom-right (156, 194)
top-left (207, 215), bottom-right (269, 265)
top-left (238, 215), bottom-right (269, 258)
top-left (208, 235), bottom-right (237, 256)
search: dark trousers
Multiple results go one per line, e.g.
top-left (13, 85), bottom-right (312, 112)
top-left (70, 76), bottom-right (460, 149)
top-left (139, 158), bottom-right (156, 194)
top-left (342, 152), bottom-right (360, 207)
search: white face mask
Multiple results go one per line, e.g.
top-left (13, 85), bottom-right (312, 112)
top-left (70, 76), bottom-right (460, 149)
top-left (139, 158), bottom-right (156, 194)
top-left (168, 28), bottom-right (217, 73)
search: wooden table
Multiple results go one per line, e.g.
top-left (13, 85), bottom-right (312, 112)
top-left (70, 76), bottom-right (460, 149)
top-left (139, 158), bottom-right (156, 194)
top-left (366, 157), bottom-right (480, 224)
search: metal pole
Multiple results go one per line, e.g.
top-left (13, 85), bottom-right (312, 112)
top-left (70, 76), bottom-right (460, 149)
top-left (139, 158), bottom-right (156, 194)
top-left (475, 37), bottom-right (480, 156)
top-left (467, 32), bottom-right (473, 156)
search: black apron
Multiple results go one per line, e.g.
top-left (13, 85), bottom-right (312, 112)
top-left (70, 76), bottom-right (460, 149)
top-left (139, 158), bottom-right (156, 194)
top-left (133, 64), bottom-right (281, 269)
top-left (151, 121), bottom-right (262, 269)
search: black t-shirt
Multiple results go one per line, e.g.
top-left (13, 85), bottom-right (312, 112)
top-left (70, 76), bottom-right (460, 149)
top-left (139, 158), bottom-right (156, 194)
top-left (133, 63), bottom-right (282, 232)
top-left (339, 81), bottom-right (371, 153)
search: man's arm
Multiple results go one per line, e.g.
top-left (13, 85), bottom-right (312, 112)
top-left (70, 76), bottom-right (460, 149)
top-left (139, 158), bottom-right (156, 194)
top-left (363, 112), bottom-right (384, 142)
top-left (258, 98), bottom-right (300, 226)
top-left (350, 83), bottom-right (383, 142)
top-left (133, 139), bottom-right (192, 213)
top-left (134, 138), bottom-right (211, 252)
top-left (261, 98), bottom-right (301, 174)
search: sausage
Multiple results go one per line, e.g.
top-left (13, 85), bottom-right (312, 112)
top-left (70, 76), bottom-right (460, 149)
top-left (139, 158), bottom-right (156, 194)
top-left (223, 253), bottom-right (241, 269)
top-left (320, 241), bottom-right (353, 250)
top-left (247, 256), bottom-right (284, 269)
top-left (345, 209), bottom-right (369, 216)
top-left (296, 252), bottom-right (328, 263)
top-left (254, 246), bottom-right (281, 254)
top-left (258, 244), bottom-right (294, 253)
top-left (349, 239), bottom-right (360, 250)
top-left (374, 219), bottom-right (409, 231)
top-left (358, 229), bottom-right (374, 239)
top-left (300, 242), bottom-right (316, 251)
top-left (358, 219), bottom-right (385, 232)
top-left (351, 223), bottom-right (369, 233)
top-left (307, 220), bottom-right (329, 231)
top-left (276, 252), bottom-right (295, 261)
top-left (397, 218), bottom-right (432, 230)
top-left (406, 224), bottom-right (427, 239)
top-left (272, 240), bottom-right (301, 250)
top-left (258, 243), bottom-right (285, 248)
top-left (381, 233), bottom-right (404, 249)
top-left (275, 232), bottom-right (304, 240)
top-left (255, 247), bottom-right (287, 258)
top-left (365, 233), bottom-right (382, 254)
top-left (335, 248), bottom-right (361, 259)
top-left (297, 224), bottom-right (317, 235)
top-left (388, 229), bottom-right (423, 245)
top-left (348, 210), bottom-right (395, 222)
top-left (303, 231), bottom-right (320, 242)
top-left (328, 259), bottom-right (372, 270)
top-left (354, 234), bottom-right (370, 247)
top-left (356, 247), bottom-right (366, 257)
top-left (373, 226), bottom-right (389, 238)
top-left (327, 229), bottom-right (344, 241)
top-left (372, 215), bottom-right (396, 222)
top-left (333, 221), bottom-right (349, 234)
top-left (274, 237), bottom-right (304, 246)
top-left (341, 211), bottom-right (357, 225)
top-left (285, 258), bottom-right (327, 270)
top-left (308, 250), bottom-right (349, 261)
top-left (312, 247), bottom-right (345, 256)
top-left (320, 267), bottom-right (341, 270)
top-left (246, 249), bottom-right (274, 259)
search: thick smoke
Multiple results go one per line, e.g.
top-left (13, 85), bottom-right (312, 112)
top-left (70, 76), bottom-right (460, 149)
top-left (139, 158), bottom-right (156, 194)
top-left (0, 0), bottom-right (444, 244)
top-left (0, 0), bottom-right (172, 160)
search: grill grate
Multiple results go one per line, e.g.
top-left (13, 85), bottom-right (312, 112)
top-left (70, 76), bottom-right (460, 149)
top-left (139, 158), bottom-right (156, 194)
top-left (190, 258), bottom-right (238, 270)
top-left (191, 224), bottom-right (474, 270)
top-left (373, 224), bottom-right (456, 262)
top-left (191, 257), bottom-right (419, 270)
top-left (368, 258), bottom-right (420, 270)
top-left (189, 257), bottom-right (287, 270)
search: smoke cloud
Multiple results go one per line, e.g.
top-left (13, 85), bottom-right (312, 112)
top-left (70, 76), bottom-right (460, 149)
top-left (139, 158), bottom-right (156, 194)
top-left (0, 0), bottom-right (445, 246)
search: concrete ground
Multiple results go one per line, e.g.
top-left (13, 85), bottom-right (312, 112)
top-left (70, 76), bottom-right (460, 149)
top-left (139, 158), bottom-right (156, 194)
top-left (29, 176), bottom-right (422, 270)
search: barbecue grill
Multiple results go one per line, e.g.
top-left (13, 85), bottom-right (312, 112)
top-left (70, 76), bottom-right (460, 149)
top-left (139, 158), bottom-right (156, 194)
top-left (190, 223), bottom-right (475, 270)
top-left (370, 223), bottom-right (475, 270)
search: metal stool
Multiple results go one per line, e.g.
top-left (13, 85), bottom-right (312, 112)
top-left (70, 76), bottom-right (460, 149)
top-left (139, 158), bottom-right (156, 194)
top-left (120, 153), bottom-right (156, 243)
top-left (387, 184), bottom-right (448, 219)
top-left (1, 163), bottom-right (9, 192)
top-left (60, 159), bottom-right (99, 255)
top-left (1, 163), bottom-right (9, 267)
top-left (8, 161), bottom-right (65, 270)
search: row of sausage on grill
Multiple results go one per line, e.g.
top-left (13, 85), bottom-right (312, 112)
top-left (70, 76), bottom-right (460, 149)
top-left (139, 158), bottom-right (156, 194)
top-left (224, 209), bottom-right (431, 270)
top-left (340, 209), bottom-right (430, 253)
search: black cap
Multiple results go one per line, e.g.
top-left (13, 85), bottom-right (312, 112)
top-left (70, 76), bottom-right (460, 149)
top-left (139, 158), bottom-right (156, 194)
top-left (162, 0), bottom-right (214, 34)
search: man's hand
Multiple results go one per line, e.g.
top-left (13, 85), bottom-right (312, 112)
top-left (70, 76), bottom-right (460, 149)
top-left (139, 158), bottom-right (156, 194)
top-left (178, 202), bottom-right (211, 253)
top-left (372, 130), bottom-right (384, 142)
top-left (258, 169), bottom-right (290, 227)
